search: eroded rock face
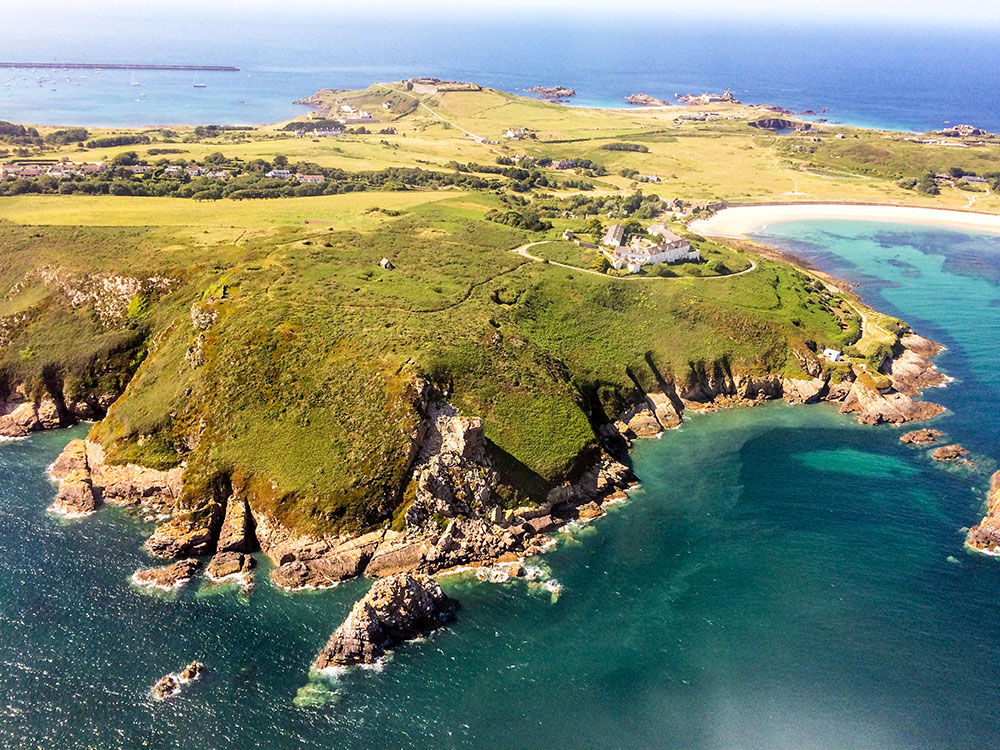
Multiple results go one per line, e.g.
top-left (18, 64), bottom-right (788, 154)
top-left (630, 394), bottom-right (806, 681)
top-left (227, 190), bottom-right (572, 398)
top-left (133, 558), bottom-right (200, 591)
top-left (216, 494), bottom-right (257, 553)
top-left (0, 392), bottom-right (62, 438)
top-left (314, 573), bottom-right (455, 669)
top-left (144, 504), bottom-right (224, 559)
top-left (50, 440), bottom-right (183, 515)
top-left (967, 471), bottom-right (1000, 553)
top-left (901, 429), bottom-right (942, 445)
top-left (782, 377), bottom-right (828, 405)
top-left (404, 406), bottom-right (495, 528)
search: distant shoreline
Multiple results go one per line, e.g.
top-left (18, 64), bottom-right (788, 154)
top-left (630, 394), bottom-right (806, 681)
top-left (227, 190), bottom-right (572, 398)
top-left (0, 62), bottom-right (239, 72)
top-left (691, 203), bottom-right (1000, 237)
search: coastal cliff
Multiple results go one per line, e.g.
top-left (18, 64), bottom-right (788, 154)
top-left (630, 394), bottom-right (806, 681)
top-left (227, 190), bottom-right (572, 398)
top-left (966, 472), bottom-right (1000, 554)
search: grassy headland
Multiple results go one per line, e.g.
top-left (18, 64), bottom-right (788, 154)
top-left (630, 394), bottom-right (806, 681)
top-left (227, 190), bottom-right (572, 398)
top-left (1, 80), bottom-right (992, 535)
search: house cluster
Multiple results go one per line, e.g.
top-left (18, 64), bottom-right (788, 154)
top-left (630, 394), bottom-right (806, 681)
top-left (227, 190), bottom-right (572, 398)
top-left (264, 169), bottom-right (324, 183)
top-left (0, 161), bottom-right (240, 181)
top-left (505, 128), bottom-right (529, 141)
top-left (600, 222), bottom-right (700, 272)
top-left (0, 161), bottom-right (107, 180)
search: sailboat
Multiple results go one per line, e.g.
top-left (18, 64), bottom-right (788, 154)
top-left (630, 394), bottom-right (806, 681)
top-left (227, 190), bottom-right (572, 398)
top-left (129, 72), bottom-right (140, 86)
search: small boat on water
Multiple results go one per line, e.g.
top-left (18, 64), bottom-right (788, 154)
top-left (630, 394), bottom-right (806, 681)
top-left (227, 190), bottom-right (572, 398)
top-left (193, 83), bottom-right (207, 88)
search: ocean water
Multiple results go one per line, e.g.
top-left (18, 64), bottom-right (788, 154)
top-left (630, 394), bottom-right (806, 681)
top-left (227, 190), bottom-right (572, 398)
top-left (1, 221), bottom-right (999, 749)
top-left (3, 13), bottom-right (1000, 132)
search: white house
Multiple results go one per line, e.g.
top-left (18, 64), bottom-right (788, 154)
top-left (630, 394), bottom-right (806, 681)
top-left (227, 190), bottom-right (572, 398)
top-left (602, 223), bottom-right (700, 269)
top-left (265, 169), bottom-right (293, 179)
top-left (602, 224), bottom-right (625, 247)
top-left (296, 173), bottom-right (325, 184)
top-left (823, 348), bottom-right (843, 362)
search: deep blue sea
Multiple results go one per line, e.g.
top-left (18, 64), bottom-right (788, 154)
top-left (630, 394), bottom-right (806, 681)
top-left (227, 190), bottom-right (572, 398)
top-left (3, 11), bottom-right (1000, 132)
top-left (1, 221), bottom-right (1000, 749)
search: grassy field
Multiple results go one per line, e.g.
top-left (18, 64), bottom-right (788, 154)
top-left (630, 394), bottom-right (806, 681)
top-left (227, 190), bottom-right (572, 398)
top-left (1, 81), bottom-right (980, 536)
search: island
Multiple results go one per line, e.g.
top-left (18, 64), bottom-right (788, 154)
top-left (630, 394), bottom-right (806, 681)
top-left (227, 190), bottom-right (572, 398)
top-left (1, 77), bottom-right (998, 672)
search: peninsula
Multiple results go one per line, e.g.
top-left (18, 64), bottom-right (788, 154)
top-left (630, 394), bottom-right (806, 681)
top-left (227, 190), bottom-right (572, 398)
top-left (1, 78), bottom-right (997, 670)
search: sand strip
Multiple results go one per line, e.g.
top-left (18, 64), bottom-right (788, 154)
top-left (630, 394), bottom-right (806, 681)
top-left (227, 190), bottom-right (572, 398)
top-left (690, 203), bottom-right (1000, 237)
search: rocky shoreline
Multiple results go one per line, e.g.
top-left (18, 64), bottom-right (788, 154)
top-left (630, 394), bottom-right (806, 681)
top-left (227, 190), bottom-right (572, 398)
top-left (39, 319), bottom-right (953, 670)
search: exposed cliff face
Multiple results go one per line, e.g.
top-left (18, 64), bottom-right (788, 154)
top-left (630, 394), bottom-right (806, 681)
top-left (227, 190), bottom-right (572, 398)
top-left (314, 573), bottom-right (455, 669)
top-left (0, 382), bottom-right (111, 439)
top-left (967, 472), bottom-right (1000, 554)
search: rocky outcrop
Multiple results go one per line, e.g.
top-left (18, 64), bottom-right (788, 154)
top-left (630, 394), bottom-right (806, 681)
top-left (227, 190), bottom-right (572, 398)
top-left (931, 444), bottom-right (969, 463)
top-left (152, 661), bottom-right (204, 700)
top-left (839, 376), bottom-right (943, 425)
top-left (314, 573), bottom-right (455, 669)
top-left (51, 439), bottom-right (183, 513)
top-left (404, 406), bottom-right (495, 528)
top-left (749, 118), bottom-right (811, 131)
top-left (901, 429), bottom-right (942, 445)
top-left (0, 390), bottom-right (63, 437)
top-left (152, 674), bottom-right (181, 700)
top-left (886, 335), bottom-right (947, 394)
top-left (132, 558), bottom-right (200, 591)
top-left (967, 471), bottom-right (1000, 553)
top-left (527, 86), bottom-right (575, 99)
top-left (48, 469), bottom-right (98, 517)
top-left (48, 440), bottom-right (99, 517)
top-left (205, 551), bottom-right (254, 588)
top-left (144, 503), bottom-right (224, 559)
top-left (625, 93), bottom-right (671, 107)
top-left (782, 377), bottom-right (828, 404)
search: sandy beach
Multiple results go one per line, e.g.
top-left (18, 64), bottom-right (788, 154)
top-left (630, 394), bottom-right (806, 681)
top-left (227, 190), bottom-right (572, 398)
top-left (691, 203), bottom-right (1000, 237)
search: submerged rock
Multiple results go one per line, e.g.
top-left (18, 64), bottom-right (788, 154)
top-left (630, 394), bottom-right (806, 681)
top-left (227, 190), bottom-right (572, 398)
top-left (901, 428), bottom-right (942, 445)
top-left (133, 558), bottom-right (200, 591)
top-left (314, 572), bottom-right (455, 669)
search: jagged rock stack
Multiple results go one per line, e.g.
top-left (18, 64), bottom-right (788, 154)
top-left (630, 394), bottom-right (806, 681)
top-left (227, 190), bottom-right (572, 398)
top-left (314, 573), bottom-right (455, 669)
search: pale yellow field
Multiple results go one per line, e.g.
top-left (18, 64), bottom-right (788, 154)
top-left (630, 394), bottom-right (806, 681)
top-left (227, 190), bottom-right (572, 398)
top-left (0, 191), bottom-right (466, 229)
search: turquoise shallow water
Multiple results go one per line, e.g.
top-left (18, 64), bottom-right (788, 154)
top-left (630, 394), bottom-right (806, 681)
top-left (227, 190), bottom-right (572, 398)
top-left (2, 221), bottom-right (1000, 748)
